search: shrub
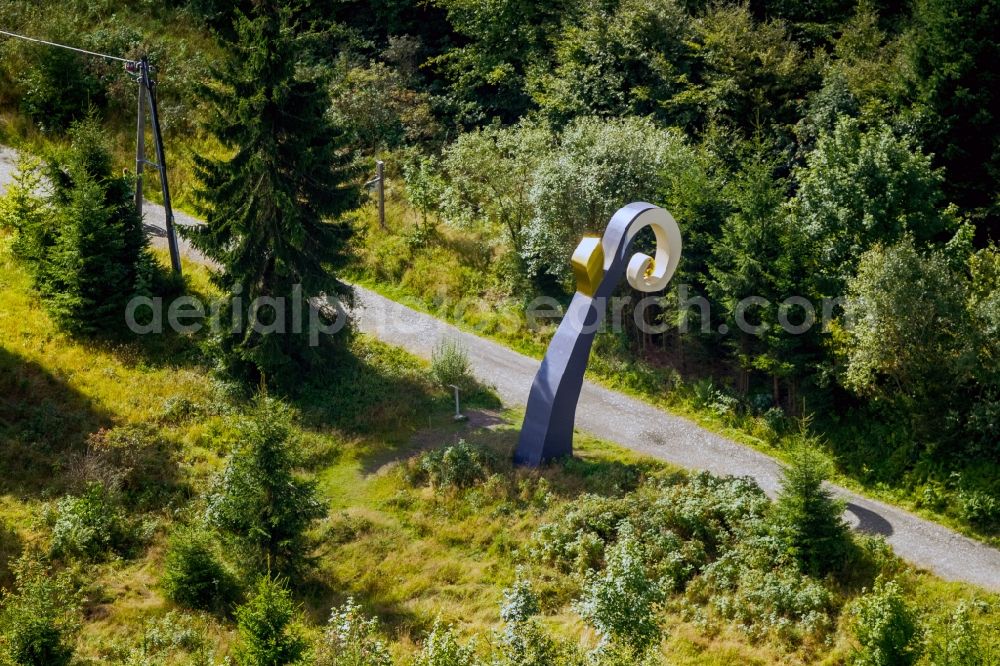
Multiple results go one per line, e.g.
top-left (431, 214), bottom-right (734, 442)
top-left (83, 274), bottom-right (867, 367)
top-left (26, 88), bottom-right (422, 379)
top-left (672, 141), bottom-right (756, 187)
top-left (532, 473), bottom-right (767, 583)
top-left (500, 577), bottom-right (541, 627)
top-left (235, 575), bottom-right (308, 666)
top-left (17, 46), bottom-right (103, 132)
top-left (523, 116), bottom-right (689, 283)
top-left (957, 488), bottom-right (1000, 531)
top-left (330, 62), bottom-right (439, 155)
top-left (431, 339), bottom-right (475, 393)
top-left (494, 618), bottom-right (581, 666)
top-left (839, 237), bottom-right (970, 423)
top-left (161, 526), bottom-right (239, 613)
top-left (415, 440), bottom-right (500, 490)
top-left (76, 425), bottom-right (182, 511)
top-left (414, 620), bottom-right (480, 666)
top-left (574, 524), bottom-right (664, 653)
top-left (535, 472), bottom-right (837, 643)
top-left (438, 120), bottom-right (551, 261)
top-left (104, 611), bottom-right (214, 666)
top-left (846, 535), bottom-right (906, 588)
top-left (668, 461), bottom-right (838, 644)
top-left (849, 578), bottom-right (922, 666)
top-left (0, 520), bottom-right (20, 590)
top-left (646, 473), bottom-right (769, 550)
top-left (50, 483), bottom-right (136, 561)
top-left (314, 597), bottom-right (393, 666)
top-left (588, 642), bottom-right (661, 666)
top-left (495, 578), bottom-right (583, 666)
top-left (690, 537), bottom-right (834, 642)
top-left (533, 473), bottom-right (769, 581)
top-left (205, 398), bottom-right (325, 575)
top-left (0, 555), bottom-right (79, 666)
top-left (770, 444), bottom-right (851, 577)
top-left (532, 494), bottom-right (630, 573)
top-left (924, 601), bottom-right (996, 666)
top-left (403, 153), bottom-right (446, 228)
top-left (790, 118), bottom-right (950, 292)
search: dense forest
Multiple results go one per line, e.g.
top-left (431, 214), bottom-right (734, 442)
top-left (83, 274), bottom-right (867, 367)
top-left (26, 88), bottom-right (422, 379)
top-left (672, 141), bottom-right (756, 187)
top-left (0, 0), bottom-right (999, 663)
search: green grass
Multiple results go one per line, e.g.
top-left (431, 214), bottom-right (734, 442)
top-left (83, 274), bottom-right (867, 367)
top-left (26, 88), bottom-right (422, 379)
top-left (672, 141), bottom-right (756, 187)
top-left (0, 7), bottom-right (995, 663)
top-left (1, 230), bottom-right (997, 665)
top-left (345, 198), bottom-right (1000, 550)
top-left (0, 0), bottom-right (995, 554)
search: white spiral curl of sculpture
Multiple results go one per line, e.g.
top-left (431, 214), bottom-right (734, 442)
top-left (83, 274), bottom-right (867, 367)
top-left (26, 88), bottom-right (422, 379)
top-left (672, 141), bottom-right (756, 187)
top-left (617, 206), bottom-right (683, 292)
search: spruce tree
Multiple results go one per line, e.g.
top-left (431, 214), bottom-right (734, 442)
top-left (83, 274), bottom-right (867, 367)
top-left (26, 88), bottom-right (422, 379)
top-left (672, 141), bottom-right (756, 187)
top-left (31, 120), bottom-right (153, 336)
top-left (771, 444), bottom-right (851, 578)
top-left (235, 575), bottom-right (308, 666)
top-left (205, 398), bottom-right (324, 576)
top-left (189, 3), bottom-right (361, 386)
top-left (707, 143), bottom-right (806, 402)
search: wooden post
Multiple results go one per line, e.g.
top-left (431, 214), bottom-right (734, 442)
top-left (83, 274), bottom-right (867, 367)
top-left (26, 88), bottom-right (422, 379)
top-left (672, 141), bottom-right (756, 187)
top-left (142, 57), bottom-right (181, 276)
top-left (376, 159), bottom-right (386, 230)
top-left (134, 76), bottom-right (145, 211)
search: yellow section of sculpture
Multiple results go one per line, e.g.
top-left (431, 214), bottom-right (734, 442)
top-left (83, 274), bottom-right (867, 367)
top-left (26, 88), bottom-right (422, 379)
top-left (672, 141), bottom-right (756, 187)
top-left (571, 236), bottom-right (605, 297)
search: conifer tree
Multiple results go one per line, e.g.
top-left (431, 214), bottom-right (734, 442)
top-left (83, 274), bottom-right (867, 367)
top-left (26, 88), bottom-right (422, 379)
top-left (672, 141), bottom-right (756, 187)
top-left (771, 444), bottom-right (851, 577)
top-left (189, 2), bottom-right (361, 386)
top-left (235, 575), bottom-right (308, 666)
top-left (29, 120), bottom-right (153, 335)
top-left (708, 142), bottom-right (811, 404)
top-left (205, 398), bottom-right (324, 576)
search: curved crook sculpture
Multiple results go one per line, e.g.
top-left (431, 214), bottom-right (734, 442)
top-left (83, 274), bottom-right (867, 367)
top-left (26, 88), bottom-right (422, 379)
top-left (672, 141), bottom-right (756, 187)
top-left (514, 202), bottom-right (682, 466)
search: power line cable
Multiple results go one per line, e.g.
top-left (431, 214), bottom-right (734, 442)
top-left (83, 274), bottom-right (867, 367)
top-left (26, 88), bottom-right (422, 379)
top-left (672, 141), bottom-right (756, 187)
top-left (0, 28), bottom-right (133, 64)
top-left (0, 28), bottom-right (181, 274)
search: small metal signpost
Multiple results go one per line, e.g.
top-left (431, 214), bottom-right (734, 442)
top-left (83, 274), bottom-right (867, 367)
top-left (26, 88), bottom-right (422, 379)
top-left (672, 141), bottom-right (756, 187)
top-left (449, 384), bottom-right (467, 422)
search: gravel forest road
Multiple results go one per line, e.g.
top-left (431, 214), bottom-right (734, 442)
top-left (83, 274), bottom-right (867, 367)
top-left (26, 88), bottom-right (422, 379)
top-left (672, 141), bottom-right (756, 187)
top-left (3, 145), bottom-right (999, 591)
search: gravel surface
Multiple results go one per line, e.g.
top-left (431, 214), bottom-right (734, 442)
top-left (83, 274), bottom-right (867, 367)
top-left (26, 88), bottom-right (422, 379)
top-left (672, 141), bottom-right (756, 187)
top-left (2, 144), bottom-right (998, 590)
top-left (353, 289), bottom-right (1000, 590)
top-left (0, 146), bottom-right (19, 194)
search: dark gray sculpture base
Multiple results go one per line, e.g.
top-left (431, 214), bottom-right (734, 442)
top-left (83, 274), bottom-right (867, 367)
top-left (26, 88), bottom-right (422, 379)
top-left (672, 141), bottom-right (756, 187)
top-left (515, 202), bottom-right (658, 466)
top-left (514, 294), bottom-right (602, 466)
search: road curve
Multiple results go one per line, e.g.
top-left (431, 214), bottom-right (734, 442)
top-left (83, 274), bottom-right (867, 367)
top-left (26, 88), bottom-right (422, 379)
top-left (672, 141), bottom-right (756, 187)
top-left (2, 145), bottom-right (999, 591)
top-left (353, 289), bottom-right (1000, 590)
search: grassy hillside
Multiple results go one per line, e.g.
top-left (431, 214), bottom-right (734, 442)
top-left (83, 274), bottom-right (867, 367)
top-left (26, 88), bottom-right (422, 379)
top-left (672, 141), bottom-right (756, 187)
top-left (346, 196), bottom-right (1000, 550)
top-left (1, 237), bottom-right (998, 664)
top-left (1, 1), bottom-right (999, 662)
top-left (0, 0), bottom-right (997, 547)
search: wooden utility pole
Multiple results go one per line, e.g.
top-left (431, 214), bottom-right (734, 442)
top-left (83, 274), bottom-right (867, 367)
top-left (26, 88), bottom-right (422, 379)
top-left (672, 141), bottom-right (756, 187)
top-left (134, 76), bottom-right (145, 211)
top-left (0, 33), bottom-right (181, 274)
top-left (365, 160), bottom-right (387, 230)
top-left (376, 159), bottom-right (386, 230)
top-left (129, 56), bottom-right (182, 276)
